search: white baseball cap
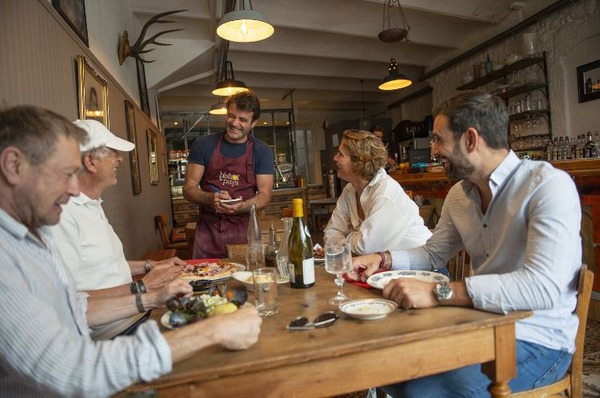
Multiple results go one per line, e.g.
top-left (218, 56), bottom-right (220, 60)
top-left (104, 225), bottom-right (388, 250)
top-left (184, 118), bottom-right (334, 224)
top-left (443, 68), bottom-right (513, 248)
top-left (73, 119), bottom-right (135, 152)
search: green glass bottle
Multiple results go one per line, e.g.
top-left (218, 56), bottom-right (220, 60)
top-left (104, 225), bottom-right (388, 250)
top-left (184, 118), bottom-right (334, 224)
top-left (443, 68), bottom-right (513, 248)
top-left (287, 198), bottom-right (315, 288)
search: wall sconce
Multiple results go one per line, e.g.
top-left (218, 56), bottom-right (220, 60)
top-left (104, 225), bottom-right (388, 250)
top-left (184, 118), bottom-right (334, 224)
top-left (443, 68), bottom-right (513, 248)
top-left (378, 58), bottom-right (412, 90)
top-left (212, 60), bottom-right (250, 96)
top-left (217, 0), bottom-right (274, 43)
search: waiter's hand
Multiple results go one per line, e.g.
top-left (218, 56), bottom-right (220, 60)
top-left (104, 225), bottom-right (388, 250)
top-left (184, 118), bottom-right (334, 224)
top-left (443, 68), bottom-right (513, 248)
top-left (218, 200), bottom-right (244, 214)
top-left (213, 191), bottom-right (231, 213)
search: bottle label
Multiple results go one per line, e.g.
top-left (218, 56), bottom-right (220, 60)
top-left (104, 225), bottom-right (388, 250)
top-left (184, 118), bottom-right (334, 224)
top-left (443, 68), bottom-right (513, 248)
top-left (302, 258), bottom-right (315, 284)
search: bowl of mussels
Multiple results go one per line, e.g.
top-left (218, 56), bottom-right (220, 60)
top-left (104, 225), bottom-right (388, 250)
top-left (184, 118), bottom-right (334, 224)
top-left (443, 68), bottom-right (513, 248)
top-left (161, 287), bottom-right (248, 329)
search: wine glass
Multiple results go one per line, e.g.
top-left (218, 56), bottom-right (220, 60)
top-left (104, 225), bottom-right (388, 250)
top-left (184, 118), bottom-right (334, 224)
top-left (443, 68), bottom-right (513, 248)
top-left (324, 243), bottom-right (352, 305)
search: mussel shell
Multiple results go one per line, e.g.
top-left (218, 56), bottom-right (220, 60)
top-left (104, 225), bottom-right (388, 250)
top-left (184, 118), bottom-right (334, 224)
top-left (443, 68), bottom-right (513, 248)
top-left (165, 296), bottom-right (183, 312)
top-left (229, 287), bottom-right (248, 307)
top-left (169, 311), bottom-right (191, 327)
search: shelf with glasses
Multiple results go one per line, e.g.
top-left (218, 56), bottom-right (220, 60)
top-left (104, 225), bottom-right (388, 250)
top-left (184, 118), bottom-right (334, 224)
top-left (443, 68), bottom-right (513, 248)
top-left (456, 52), bottom-right (551, 158)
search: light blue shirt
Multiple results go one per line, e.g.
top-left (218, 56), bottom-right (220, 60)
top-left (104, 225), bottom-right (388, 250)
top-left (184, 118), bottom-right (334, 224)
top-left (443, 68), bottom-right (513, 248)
top-left (390, 151), bottom-right (581, 352)
top-left (0, 209), bottom-right (172, 397)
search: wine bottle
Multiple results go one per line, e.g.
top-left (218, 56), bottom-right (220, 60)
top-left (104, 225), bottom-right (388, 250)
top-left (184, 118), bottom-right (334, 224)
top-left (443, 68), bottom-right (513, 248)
top-left (287, 198), bottom-right (315, 288)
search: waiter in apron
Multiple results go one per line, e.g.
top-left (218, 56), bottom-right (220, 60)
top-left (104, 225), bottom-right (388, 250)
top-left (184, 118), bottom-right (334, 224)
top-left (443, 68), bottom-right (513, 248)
top-left (183, 91), bottom-right (274, 258)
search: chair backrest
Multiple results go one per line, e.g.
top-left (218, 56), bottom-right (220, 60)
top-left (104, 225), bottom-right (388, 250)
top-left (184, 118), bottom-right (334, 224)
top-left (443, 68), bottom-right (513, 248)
top-left (510, 264), bottom-right (594, 397)
top-left (571, 264), bottom-right (594, 397)
top-left (154, 215), bottom-right (171, 250)
top-left (448, 250), bottom-right (471, 281)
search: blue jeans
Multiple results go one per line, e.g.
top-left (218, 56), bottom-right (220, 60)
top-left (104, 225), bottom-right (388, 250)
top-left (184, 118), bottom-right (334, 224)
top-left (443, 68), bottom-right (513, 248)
top-left (381, 340), bottom-right (572, 398)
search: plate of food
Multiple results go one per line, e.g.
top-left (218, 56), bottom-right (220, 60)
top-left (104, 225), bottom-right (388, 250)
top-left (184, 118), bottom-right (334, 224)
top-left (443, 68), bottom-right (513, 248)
top-left (232, 271), bottom-right (289, 291)
top-left (367, 270), bottom-right (449, 289)
top-left (339, 299), bottom-right (397, 320)
top-left (180, 259), bottom-right (245, 282)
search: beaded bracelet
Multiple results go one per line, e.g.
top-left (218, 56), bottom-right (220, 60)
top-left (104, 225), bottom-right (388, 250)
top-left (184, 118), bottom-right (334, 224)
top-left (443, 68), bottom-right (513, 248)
top-left (134, 293), bottom-right (145, 313)
top-left (377, 252), bottom-right (386, 270)
top-left (130, 281), bottom-right (139, 294)
top-left (137, 280), bottom-right (147, 294)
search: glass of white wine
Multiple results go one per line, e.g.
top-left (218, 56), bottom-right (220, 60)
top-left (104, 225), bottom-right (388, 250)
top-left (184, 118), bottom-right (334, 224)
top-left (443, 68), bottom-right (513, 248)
top-left (324, 243), bottom-right (352, 305)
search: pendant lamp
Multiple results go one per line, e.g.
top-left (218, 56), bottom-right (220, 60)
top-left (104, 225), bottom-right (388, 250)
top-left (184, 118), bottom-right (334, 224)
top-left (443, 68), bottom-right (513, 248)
top-left (378, 0), bottom-right (411, 43)
top-left (378, 58), bottom-right (412, 91)
top-left (212, 60), bottom-right (249, 96)
top-left (217, 0), bottom-right (274, 43)
top-left (209, 100), bottom-right (228, 115)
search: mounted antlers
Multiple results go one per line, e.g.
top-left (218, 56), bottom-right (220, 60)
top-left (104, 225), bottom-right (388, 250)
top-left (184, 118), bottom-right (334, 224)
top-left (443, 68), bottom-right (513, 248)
top-left (118, 9), bottom-right (187, 65)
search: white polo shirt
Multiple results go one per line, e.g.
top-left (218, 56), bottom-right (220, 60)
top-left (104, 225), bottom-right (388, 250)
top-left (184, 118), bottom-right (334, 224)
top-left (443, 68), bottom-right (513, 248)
top-left (51, 193), bottom-right (132, 291)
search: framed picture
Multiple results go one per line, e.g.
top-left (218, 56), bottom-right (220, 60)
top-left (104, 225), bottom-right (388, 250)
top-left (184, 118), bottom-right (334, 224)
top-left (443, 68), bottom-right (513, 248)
top-left (577, 59), bottom-right (600, 103)
top-left (147, 129), bottom-right (159, 185)
top-left (136, 59), bottom-right (151, 117)
top-left (77, 55), bottom-right (109, 127)
top-left (52, 0), bottom-right (88, 46)
top-left (124, 100), bottom-right (142, 195)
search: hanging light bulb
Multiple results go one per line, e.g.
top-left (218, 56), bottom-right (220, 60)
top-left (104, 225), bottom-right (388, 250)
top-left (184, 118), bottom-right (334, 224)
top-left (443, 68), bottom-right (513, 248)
top-left (217, 0), bottom-right (274, 43)
top-left (212, 60), bottom-right (250, 96)
top-left (378, 58), bottom-right (412, 90)
top-left (209, 101), bottom-right (228, 115)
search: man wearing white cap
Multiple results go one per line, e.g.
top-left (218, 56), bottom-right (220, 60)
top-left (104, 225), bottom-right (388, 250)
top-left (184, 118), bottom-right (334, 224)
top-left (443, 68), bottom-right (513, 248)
top-left (52, 119), bottom-right (186, 339)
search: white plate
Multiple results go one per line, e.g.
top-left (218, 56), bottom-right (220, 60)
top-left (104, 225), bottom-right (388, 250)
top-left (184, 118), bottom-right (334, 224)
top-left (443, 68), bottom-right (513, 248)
top-left (339, 299), bottom-right (397, 320)
top-left (367, 270), bottom-right (449, 289)
top-left (232, 271), bottom-right (289, 291)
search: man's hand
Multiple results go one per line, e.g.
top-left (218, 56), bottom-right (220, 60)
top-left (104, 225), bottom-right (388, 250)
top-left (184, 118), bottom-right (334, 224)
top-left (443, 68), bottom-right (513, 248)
top-left (201, 307), bottom-right (262, 350)
top-left (150, 279), bottom-right (193, 308)
top-left (142, 261), bottom-right (183, 291)
top-left (382, 279), bottom-right (438, 310)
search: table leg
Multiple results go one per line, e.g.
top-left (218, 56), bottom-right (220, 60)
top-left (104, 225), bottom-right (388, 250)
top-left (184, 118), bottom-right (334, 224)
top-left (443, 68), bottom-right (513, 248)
top-left (482, 322), bottom-right (517, 398)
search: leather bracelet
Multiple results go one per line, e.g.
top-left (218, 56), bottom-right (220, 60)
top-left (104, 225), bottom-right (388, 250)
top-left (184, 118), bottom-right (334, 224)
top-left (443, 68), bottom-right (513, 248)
top-left (137, 280), bottom-right (147, 294)
top-left (144, 259), bottom-right (153, 273)
top-left (134, 293), bottom-right (145, 313)
top-left (130, 281), bottom-right (139, 294)
top-left (377, 252), bottom-right (386, 270)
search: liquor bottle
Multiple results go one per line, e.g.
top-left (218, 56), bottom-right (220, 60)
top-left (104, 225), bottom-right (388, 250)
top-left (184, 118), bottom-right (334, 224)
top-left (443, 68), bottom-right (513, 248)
top-left (287, 198), bottom-right (315, 289)
top-left (584, 131), bottom-right (597, 158)
top-left (264, 221), bottom-right (279, 268)
top-left (551, 137), bottom-right (559, 161)
top-left (595, 132), bottom-right (600, 158)
top-left (576, 134), bottom-right (584, 159)
top-left (246, 204), bottom-right (263, 270)
top-left (557, 137), bottom-right (564, 160)
top-left (545, 138), bottom-right (554, 161)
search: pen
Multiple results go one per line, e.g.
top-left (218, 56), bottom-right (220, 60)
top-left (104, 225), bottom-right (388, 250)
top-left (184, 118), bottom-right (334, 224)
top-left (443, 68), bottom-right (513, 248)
top-left (208, 184), bottom-right (222, 193)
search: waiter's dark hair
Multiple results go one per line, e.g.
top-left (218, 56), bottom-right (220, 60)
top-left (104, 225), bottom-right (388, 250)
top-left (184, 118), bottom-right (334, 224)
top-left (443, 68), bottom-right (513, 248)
top-left (432, 91), bottom-right (509, 150)
top-left (227, 91), bottom-right (261, 122)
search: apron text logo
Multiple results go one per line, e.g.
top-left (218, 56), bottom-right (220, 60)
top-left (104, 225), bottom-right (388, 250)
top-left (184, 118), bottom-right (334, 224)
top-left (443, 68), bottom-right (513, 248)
top-left (219, 171), bottom-right (241, 188)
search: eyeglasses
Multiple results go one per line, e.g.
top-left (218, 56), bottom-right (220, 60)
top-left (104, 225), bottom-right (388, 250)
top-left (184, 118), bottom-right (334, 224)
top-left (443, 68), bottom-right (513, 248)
top-left (286, 311), bottom-right (339, 330)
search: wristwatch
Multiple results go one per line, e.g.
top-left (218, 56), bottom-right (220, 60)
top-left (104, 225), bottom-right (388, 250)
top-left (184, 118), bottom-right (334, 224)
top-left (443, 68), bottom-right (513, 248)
top-left (434, 281), bottom-right (453, 304)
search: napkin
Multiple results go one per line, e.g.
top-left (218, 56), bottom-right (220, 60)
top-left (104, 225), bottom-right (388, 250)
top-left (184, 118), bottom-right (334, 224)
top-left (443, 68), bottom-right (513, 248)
top-left (343, 269), bottom-right (386, 289)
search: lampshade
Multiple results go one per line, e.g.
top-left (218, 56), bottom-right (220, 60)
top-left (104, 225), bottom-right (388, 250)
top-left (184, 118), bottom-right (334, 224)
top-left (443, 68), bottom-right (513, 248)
top-left (217, 0), bottom-right (274, 43)
top-left (209, 102), bottom-right (227, 115)
top-left (378, 0), bottom-right (411, 43)
top-left (212, 60), bottom-right (250, 96)
top-left (378, 58), bottom-right (412, 90)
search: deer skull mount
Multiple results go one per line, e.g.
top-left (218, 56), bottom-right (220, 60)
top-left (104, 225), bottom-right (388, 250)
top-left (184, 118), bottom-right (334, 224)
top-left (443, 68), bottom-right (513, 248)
top-left (118, 9), bottom-right (187, 65)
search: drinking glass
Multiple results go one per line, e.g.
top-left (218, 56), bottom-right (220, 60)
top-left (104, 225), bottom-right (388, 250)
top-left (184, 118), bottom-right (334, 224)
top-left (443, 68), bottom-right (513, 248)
top-left (324, 243), bottom-right (352, 305)
top-left (245, 245), bottom-right (264, 271)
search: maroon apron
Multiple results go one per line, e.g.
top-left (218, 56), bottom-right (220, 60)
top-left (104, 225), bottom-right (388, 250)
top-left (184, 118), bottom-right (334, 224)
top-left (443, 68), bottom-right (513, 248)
top-left (193, 134), bottom-right (257, 258)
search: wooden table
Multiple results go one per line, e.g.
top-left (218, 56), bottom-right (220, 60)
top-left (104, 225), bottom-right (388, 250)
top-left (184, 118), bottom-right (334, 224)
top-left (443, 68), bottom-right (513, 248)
top-left (124, 267), bottom-right (530, 398)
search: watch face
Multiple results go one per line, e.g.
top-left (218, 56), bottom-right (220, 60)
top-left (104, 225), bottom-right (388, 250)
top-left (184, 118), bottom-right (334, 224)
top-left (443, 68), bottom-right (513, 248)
top-left (436, 282), bottom-right (453, 301)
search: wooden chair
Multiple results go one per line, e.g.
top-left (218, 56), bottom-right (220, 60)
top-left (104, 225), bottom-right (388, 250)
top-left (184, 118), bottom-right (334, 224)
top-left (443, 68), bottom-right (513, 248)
top-left (510, 265), bottom-right (594, 398)
top-left (154, 215), bottom-right (190, 258)
top-left (448, 250), bottom-right (471, 281)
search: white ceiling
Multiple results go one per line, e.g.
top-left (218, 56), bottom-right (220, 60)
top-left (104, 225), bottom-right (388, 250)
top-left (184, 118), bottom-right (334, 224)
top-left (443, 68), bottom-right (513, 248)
top-left (128, 0), bottom-right (559, 128)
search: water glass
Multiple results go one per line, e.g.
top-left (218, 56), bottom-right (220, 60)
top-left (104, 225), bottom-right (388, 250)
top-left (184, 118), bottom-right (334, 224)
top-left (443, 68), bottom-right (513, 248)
top-left (324, 243), bottom-right (352, 305)
top-left (245, 245), bottom-right (264, 271)
top-left (252, 268), bottom-right (279, 316)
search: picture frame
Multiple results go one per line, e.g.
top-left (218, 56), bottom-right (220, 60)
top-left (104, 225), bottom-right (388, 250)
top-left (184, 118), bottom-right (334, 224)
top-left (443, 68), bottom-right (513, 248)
top-left (52, 0), bottom-right (88, 46)
top-left (147, 129), bottom-right (160, 185)
top-left (124, 100), bottom-right (142, 195)
top-left (577, 59), bottom-right (600, 103)
top-left (77, 55), bottom-right (109, 127)
top-left (136, 59), bottom-right (151, 117)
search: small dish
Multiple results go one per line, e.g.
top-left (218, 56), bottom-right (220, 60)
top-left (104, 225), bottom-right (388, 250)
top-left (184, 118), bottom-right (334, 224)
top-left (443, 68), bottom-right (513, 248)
top-left (339, 299), bottom-right (397, 320)
top-left (367, 270), bottom-right (449, 289)
top-left (232, 271), bottom-right (289, 291)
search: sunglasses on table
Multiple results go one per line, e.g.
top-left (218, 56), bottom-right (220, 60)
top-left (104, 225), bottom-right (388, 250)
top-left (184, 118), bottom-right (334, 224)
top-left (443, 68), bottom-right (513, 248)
top-left (286, 311), bottom-right (339, 330)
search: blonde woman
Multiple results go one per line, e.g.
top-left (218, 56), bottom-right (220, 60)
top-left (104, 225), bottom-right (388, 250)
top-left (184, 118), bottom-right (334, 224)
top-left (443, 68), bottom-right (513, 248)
top-left (324, 129), bottom-right (431, 255)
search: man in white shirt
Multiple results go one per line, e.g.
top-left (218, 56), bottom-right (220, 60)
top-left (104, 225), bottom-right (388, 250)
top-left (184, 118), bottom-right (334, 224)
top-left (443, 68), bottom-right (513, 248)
top-left (52, 119), bottom-right (186, 339)
top-left (350, 91), bottom-right (581, 396)
top-left (0, 106), bottom-right (261, 397)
